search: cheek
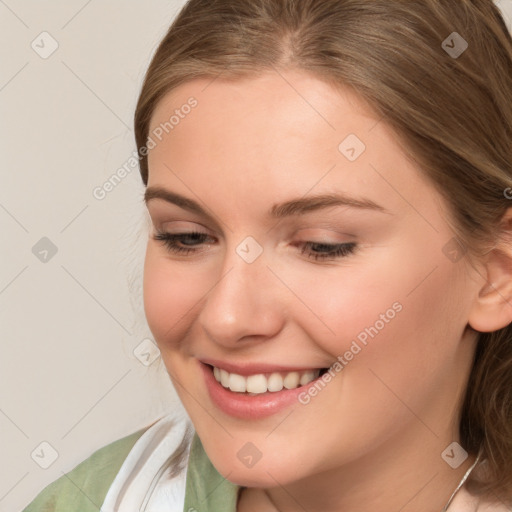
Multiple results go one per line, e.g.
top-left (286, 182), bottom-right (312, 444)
top-left (278, 255), bottom-right (407, 359)
top-left (268, 256), bottom-right (466, 465)
top-left (143, 247), bottom-right (208, 347)
top-left (286, 244), bottom-right (466, 389)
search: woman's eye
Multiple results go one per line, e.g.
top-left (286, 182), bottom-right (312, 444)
top-left (153, 231), bottom-right (214, 255)
top-left (299, 241), bottom-right (357, 261)
top-left (153, 231), bottom-right (357, 261)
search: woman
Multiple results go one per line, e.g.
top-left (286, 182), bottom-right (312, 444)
top-left (23, 0), bottom-right (512, 510)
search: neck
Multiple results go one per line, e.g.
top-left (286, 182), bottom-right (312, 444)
top-left (238, 423), bottom-right (477, 512)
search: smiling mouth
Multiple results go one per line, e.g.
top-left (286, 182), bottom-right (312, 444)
top-left (209, 364), bottom-right (329, 394)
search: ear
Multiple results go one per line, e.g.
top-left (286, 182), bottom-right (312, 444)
top-left (468, 208), bottom-right (512, 333)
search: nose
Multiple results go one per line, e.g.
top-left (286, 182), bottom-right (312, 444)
top-left (198, 244), bottom-right (285, 348)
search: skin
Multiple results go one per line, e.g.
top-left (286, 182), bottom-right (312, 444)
top-left (142, 69), bottom-right (512, 512)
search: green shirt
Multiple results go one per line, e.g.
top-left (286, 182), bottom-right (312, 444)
top-left (22, 426), bottom-right (240, 512)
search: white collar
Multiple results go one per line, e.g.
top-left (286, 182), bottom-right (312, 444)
top-left (100, 412), bottom-right (193, 512)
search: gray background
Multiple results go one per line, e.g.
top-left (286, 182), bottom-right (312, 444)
top-left (1, 1), bottom-right (511, 510)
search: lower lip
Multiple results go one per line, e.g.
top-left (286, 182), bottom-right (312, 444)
top-left (200, 362), bottom-right (322, 419)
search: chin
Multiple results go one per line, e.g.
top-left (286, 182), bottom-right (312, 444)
top-left (207, 449), bottom-right (308, 488)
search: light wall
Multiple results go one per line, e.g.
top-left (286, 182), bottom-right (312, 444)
top-left (1, 2), bottom-right (188, 510)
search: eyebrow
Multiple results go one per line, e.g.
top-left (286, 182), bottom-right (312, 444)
top-left (144, 186), bottom-right (388, 219)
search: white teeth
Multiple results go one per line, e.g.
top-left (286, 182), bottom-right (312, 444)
top-left (228, 373), bottom-right (246, 392)
top-left (220, 369), bottom-right (230, 388)
top-left (267, 373), bottom-right (284, 392)
top-left (299, 371), bottom-right (315, 386)
top-left (283, 371), bottom-right (300, 389)
top-left (212, 366), bottom-right (321, 394)
top-left (246, 374), bottom-right (268, 393)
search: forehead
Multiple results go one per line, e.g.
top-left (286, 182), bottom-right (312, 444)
top-left (149, 70), bottom-right (376, 142)
top-left (146, 70), bottom-right (443, 222)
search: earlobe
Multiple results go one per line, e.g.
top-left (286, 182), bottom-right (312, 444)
top-left (468, 208), bottom-right (512, 333)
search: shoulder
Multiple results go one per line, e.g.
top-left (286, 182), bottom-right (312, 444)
top-left (22, 425), bottom-right (150, 512)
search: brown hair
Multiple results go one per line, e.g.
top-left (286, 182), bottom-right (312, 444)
top-left (134, 0), bottom-right (512, 503)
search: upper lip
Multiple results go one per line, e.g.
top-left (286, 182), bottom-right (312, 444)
top-left (200, 358), bottom-right (325, 376)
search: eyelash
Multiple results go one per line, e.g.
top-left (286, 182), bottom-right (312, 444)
top-left (153, 231), bottom-right (357, 261)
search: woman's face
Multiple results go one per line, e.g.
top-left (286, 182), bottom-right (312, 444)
top-left (143, 70), bottom-right (483, 487)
